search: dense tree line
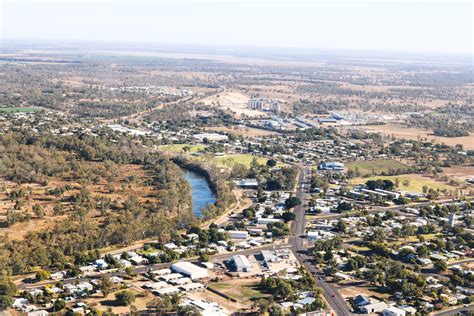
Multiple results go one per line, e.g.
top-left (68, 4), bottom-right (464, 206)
top-left (0, 130), bottom-right (197, 276)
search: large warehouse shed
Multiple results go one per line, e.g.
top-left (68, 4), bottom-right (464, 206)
top-left (171, 262), bottom-right (208, 280)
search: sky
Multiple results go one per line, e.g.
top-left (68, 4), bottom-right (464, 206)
top-left (1, 0), bottom-right (472, 55)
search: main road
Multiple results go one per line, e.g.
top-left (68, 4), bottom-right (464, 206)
top-left (289, 165), bottom-right (352, 316)
top-left (289, 165), bottom-right (310, 251)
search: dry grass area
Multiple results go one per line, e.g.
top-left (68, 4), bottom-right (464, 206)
top-left (201, 90), bottom-right (267, 118)
top-left (205, 125), bottom-right (280, 138)
top-left (441, 165), bottom-right (474, 182)
top-left (84, 289), bottom-right (153, 314)
top-left (200, 278), bottom-right (268, 313)
top-left (338, 283), bottom-right (389, 301)
top-left (0, 163), bottom-right (158, 241)
top-left (211, 189), bottom-right (252, 227)
top-left (189, 289), bottom-right (239, 313)
top-left (358, 123), bottom-right (474, 150)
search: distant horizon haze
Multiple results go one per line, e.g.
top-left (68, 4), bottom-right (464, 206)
top-left (1, 0), bottom-right (472, 55)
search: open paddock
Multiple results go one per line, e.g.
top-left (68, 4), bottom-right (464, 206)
top-left (441, 165), bottom-right (474, 183)
top-left (357, 123), bottom-right (474, 150)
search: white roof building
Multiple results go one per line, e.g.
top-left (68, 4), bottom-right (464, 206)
top-left (186, 298), bottom-right (228, 315)
top-left (235, 179), bottom-right (259, 188)
top-left (79, 265), bottom-right (96, 274)
top-left (12, 298), bottom-right (28, 309)
top-left (257, 217), bottom-right (282, 225)
top-left (50, 271), bottom-right (66, 280)
top-left (180, 282), bottom-right (205, 292)
top-left (383, 306), bottom-right (406, 316)
top-left (231, 255), bottom-right (252, 272)
top-left (77, 282), bottom-right (94, 292)
top-left (171, 277), bottom-right (192, 285)
top-left (398, 305), bottom-right (417, 314)
top-left (172, 261), bottom-right (208, 280)
top-left (154, 286), bottom-right (180, 296)
top-left (151, 268), bottom-right (172, 276)
top-left (143, 281), bottom-right (168, 290)
top-left (193, 133), bottom-right (229, 142)
top-left (161, 273), bottom-right (183, 281)
top-left (29, 289), bottom-right (43, 297)
top-left (129, 256), bottom-right (148, 265)
top-left (228, 230), bottom-right (249, 239)
top-left (361, 301), bottom-right (389, 314)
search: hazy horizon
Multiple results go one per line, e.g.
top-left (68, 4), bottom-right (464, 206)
top-left (1, 0), bottom-right (472, 56)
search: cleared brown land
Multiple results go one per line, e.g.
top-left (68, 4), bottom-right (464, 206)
top-left (358, 123), bottom-right (474, 150)
top-left (339, 283), bottom-right (390, 301)
top-left (0, 163), bottom-right (158, 241)
top-left (201, 90), bottom-right (268, 118)
top-left (84, 290), bottom-right (153, 314)
top-left (441, 165), bottom-right (474, 182)
top-left (205, 125), bottom-right (280, 138)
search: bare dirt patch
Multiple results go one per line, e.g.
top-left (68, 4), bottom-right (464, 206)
top-left (441, 165), bottom-right (474, 182)
top-left (201, 90), bottom-right (267, 118)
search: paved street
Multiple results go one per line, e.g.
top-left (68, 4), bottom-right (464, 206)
top-left (289, 165), bottom-right (310, 251)
top-left (290, 165), bottom-right (352, 316)
top-left (18, 243), bottom-right (291, 290)
top-left (17, 164), bottom-right (471, 316)
top-left (432, 304), bottom-right (474, 316)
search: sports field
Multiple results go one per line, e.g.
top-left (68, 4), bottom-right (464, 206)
top-left (346, 159), bottom-right (409, 176)
top-left (350, 174), bottom-right (457, 193)
top-left (214, 154), bottom-right (268, 167)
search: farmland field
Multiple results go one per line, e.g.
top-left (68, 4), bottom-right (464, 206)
top-left (346, 159), bottom-right (409, 176)
top-left (350, 174), bottom-right (458, 193)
